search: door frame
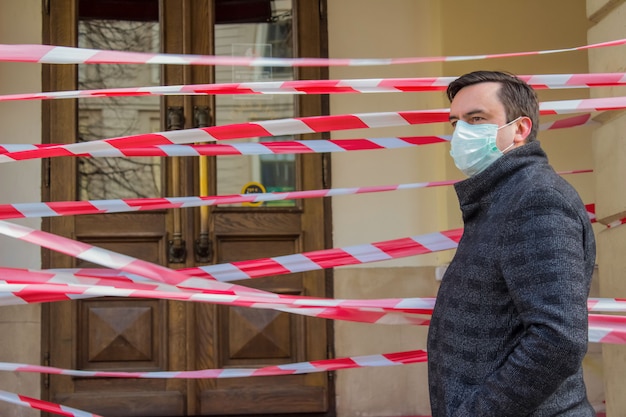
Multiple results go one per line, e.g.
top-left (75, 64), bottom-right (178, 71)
top-left (41, 0), bottom-right (334, 415)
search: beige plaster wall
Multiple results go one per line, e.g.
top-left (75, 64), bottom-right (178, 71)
top-left (327, 0), bottom-right (449, 268)
top-left (328, 0), bottom-right (600, 415)
top-left (587, 1), bottom-right (626, 415)
top-left (0, 0), bottom-right (42, 416)
top-left (439, 0), bottom-right (594, 230)
top-left (327, 1), bottom-right (447, 415)
top-left (334, 267), bottom-right (437, 416)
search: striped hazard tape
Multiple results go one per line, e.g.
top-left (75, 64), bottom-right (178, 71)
top-left (0, 73), bottom-right (625, 102)
top-left (0, 218), bottom-right (462, 288)
top-left (1, 38), bottom-right (624, 66)
top-left (0, 96), bottom-right (616, 164)
top-left (0, 114), bottom-right (595, 159)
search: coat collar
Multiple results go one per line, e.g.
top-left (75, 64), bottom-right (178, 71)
top-left (454, 140), bottom-right (549, 209)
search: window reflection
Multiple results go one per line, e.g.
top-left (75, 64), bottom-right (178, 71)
top-left (215, 1), bottom-right (296, 207)
top-left (77, 19), bottom-right (161, 200)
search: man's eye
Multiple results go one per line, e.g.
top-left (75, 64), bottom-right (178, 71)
top-left (451, 121), bottom-right (457, 128)
top-left (471, 117), bottom-right (483, 123)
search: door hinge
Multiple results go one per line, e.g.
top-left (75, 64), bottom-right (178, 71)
top-left (322, 154), bottom-right (331, 189)
top-left (43, 351), bottom-right (50, 388)
top-left (43, 159), bottom-right (50, 189)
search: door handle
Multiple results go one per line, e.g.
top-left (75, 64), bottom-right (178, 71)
top-left (167, 106), bottom-right (187, 263)
top-left (193, 106), bottom-right (213, 263)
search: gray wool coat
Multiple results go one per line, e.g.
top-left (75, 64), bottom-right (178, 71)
top-left (427, 141), bottom-right (596, 416)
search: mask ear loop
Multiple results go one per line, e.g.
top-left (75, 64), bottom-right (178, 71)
top-left (501, 142), bottom-right (516, 153)
top-left (499, 116), bottom-right (522, 130)
top-left (499, 116), bottom-right (522, 154)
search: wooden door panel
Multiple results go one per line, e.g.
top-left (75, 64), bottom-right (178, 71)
top-left (198, 217), bottom-right (329, 414)
top-left (199, 383), bottom-right (328, 415)
top-left (77, 298), bottom-right (166, 370)
top-left (213, 211), bottom-right (302, 236)
top-left (54, 390), bottom-right (185, 417)
top-left (224, 306), bottom-right (296, 362)
top-left (217, 237), bottom-right (300, 262)
top-left (50, 297), bottom-right (186, 417)
top-left (75, 213), bottom-right (167, 266)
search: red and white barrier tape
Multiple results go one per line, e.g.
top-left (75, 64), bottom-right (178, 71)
top-left (0, 390), bottom-right (102, 417)
top-left (61, 229), bottom-right (460, 283)
top-left (0, 255), bottom-right (622, 416)
top-left (0, 310), bottom-right (624, 417)
top-left (0, 313), bottom-right (621, 379)
top-left (0, 312), bottom-right (620, 383)
top-left (0, 180), bottom-right (459, 220)
top-left (0, 38), bottom-right (620, 417)
top-left (538, 113), bottom-right (595, 130)
top-left (589, 298), bottom-right (626, 312)
top-left (1, 38), bottom-right (625, 66)
top-left (586, 204), bottom-right (626, 229)
top-left (0, 266), bottom-right (435, 323)
top-left (73, 224), bottom-right (456, 283)
top-left (6, 267), bottom-right (626, 313)
top-left (0, 136), bottom-right (450, 158)
top-left (7, 265), bottom-right (626, 305)
top-left (3, 318), bottom-right (622, 417)
top-left (0, 349), bottom-right (427, 417)
top-left (2, 269), bottom-right (626, 323)
top-left (0, 349), bottom-right (428, 379)
top-left (2, 209), bottom-right (615, 319)
top-left (1, 204), bottom-right (612, 309)
top-left (0, 217), bottom-right (462, 285)
top-left (1, 137), bottom-right (449, 157)
top-left (587, 204), bottom-right (597, 223)
top-left (0, 109), bottom-right (450, 163)
top-left (0, 114), bottom-right (595, 159)
top-left (0, 170), bottom-right (591, 221)
top-left (0, 197), bottom-right (606, 294)
top-left (606, 218), bottom-right (626, 229)
top-left (0, 216), bottom-right (452, 325)
top-left (0, 97), bottom-right (615, 164)
top-left (0, 220), bottom-right (276, 298)
top-left (0, 188), bottom-right (612, 303)
top-left (539, 95), bottom-right (626, 114)
top-left (0, 311), bottom-right (622, 383)
top-left (0, 281), bottom-right (432, 325)
top-left (589, 314), bottom-right (626, 344)
top-left (0, 304), bottom-right (615, 386)
top-left (1, 73), bottom-right (625, 102)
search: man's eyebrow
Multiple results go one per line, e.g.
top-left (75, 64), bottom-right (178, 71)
top-left (449, 109), bottom-right (487, 121)
top-left (465, 109), bottom-right (486, 117)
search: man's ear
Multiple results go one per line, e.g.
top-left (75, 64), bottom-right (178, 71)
top-left (514, 116), bottom-right (533, 143)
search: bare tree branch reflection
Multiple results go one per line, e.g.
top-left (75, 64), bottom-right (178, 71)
top-left (78, 19), bottom-right (161, 200)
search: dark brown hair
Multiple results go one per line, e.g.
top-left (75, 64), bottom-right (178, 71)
top-left (446, 71), bottom-right (539, 142)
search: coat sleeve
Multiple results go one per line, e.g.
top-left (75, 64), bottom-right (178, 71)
top-left (452, 186), bottom-right (593, 416)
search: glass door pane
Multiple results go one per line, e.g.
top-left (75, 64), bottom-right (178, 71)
top-left (77, 17), bottom-right (162, 200)
top-left (215, 0), bottom-right (296, 206)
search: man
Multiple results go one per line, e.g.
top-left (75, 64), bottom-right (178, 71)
top-left (427, 71), bottom-right (596, 416)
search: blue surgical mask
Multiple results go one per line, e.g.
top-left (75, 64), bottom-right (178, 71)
top-left (449, 118), bottom-right (519, 177)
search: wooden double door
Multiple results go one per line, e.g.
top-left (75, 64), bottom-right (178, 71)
top-left (42, 1), bottom-right (332, 415)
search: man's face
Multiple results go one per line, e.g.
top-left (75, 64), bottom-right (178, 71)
top-left (448, 82), bottom-right (515, 151)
